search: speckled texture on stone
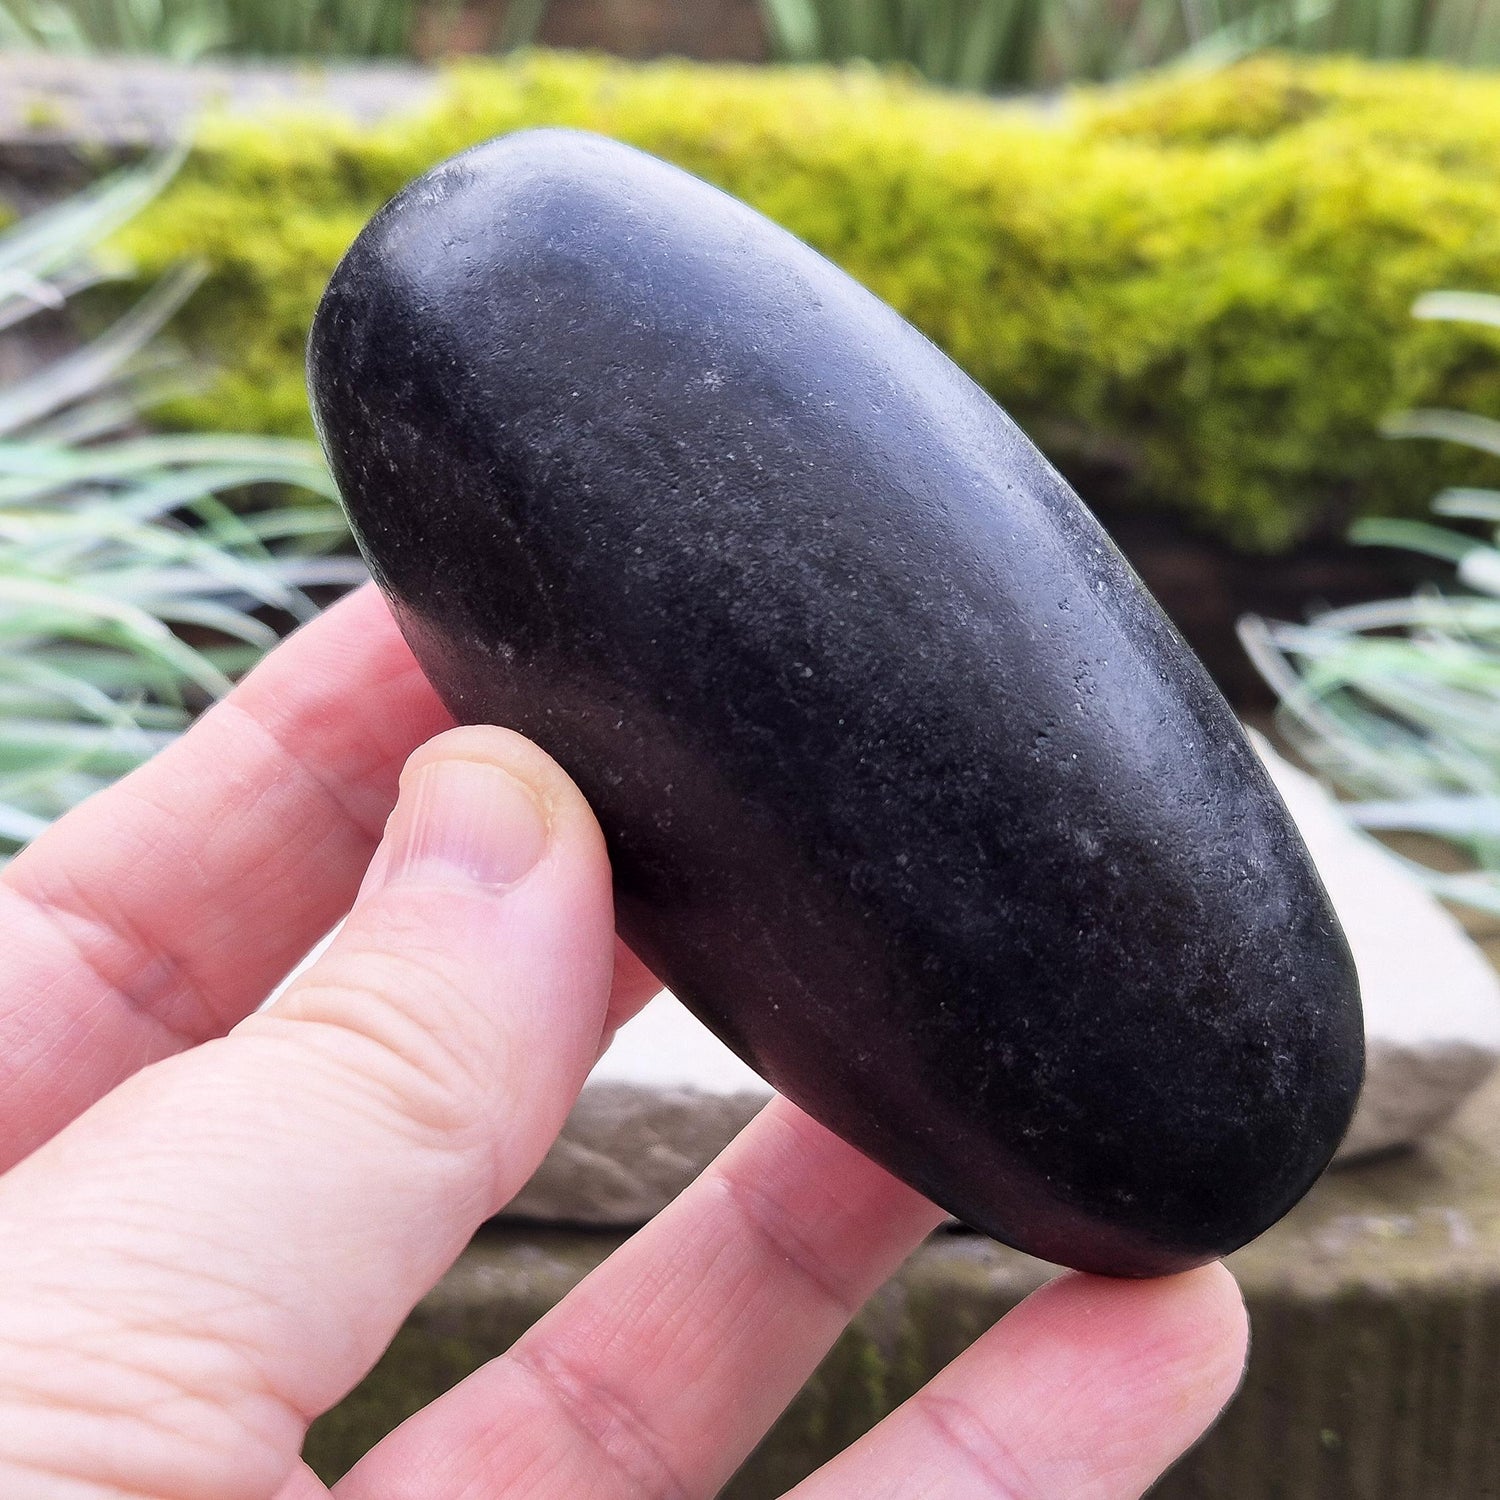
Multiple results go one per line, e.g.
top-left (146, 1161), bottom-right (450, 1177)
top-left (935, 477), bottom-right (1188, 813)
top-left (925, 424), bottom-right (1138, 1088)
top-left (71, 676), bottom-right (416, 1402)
top-left (308, 127), bottom-right (1364, 1277)
top-left (501, 753), bottom-right (1500, 1219)
top-left (258, 737), bottom-right (1497, 1229)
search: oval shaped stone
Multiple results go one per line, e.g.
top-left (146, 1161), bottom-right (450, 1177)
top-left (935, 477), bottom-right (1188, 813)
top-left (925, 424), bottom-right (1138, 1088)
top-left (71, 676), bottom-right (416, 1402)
top-left (307, 128), bottom-right (1364, 1277)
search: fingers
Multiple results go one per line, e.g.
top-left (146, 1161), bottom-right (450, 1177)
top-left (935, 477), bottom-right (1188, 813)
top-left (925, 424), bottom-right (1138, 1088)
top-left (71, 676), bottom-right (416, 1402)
top-left (788, 1263), bottom-right (1248, 1500)
top-left (0, 586), bottom-right (451, 1168)
top-left (336, 1115), bottom-right (1243, 1500)
top-left (0, 727), bottom-right (618, 1500)
top-left (336, 1097), bottom-right (944, 1500)
top-left (275, 1462), bottom-right (334, 1500)
top-left (0, 584), bottom-right (666, 1172)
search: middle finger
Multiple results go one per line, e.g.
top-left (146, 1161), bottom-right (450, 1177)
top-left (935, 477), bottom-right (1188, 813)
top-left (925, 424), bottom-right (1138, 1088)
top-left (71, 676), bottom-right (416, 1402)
top-left (336, 1097), bottom-right (944, 1500)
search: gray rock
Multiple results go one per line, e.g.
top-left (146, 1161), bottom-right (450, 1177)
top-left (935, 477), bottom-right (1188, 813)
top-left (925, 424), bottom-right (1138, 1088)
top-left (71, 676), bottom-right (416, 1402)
top-left (1249, 733), bottom-right (1500, 1163)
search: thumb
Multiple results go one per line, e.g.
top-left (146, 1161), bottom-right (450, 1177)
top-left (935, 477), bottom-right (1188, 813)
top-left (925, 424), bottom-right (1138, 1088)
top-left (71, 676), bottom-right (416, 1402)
top-left (0, 726), bottom-right (616, 1500)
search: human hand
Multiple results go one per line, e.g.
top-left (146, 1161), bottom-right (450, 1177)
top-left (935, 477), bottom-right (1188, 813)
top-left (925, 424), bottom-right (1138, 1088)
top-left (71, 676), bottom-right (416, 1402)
top-left (0, 585), bottom-right (1248, 1499)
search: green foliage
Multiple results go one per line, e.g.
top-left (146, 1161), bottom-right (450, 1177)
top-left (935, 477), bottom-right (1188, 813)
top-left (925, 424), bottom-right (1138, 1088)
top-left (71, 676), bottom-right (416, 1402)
top-left (0, 0), bottom-right (549, 59)
top-left (760, 0), bottom-right (1500, 87)
top-left (1243, 291), bottom-right (1500, 913)
top-left (114, 53), bottom-right (1500, 551)
top-left (6, 0), bottom-right (1497, 72)
top-left (761, 0), bottom-right (1054, 86)
top-left (0, 160), bottom-right (359, 858)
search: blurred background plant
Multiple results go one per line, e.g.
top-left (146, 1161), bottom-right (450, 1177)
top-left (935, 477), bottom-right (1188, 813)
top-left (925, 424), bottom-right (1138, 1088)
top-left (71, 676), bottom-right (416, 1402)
top-left (0, 0), bottom-right (1496, 74)
top-left (0, 0), bottom-right (548, 60)
top-left (0, 157), bottom-right (360, 861)
top-left (759, 0), bottom-right (1500, 81)
top-left (1242, 291), bottom-right (1500, 915)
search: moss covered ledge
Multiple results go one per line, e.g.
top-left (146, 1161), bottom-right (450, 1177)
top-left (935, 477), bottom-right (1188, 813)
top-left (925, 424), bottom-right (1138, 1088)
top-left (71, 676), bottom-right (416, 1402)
top-left (110, 52), bottom-right (1500, 551)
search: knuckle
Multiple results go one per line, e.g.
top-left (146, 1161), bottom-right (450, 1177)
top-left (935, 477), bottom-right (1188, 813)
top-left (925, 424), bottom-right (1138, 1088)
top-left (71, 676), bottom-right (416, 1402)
top-left (712, 1166), bottom-right (864, 1321)
top-left (510, 1341), bottom-right (692, 1500)
top-left (247, 923), bottom-right (505, 1154)
top-left (911, 1389), bottom-right (1047, 1500)
top-left (0, 1312), bottom-right (293, 1500)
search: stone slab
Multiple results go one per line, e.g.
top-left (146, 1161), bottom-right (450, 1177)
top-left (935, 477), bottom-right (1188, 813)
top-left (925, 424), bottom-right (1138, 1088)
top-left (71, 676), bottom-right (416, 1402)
top-left (503, 1078), bottom-right (766, 1223)
top-left (0, 53), bottom-right (436, 198)
top-left (309, 1070), bottom-right (1500, 1497)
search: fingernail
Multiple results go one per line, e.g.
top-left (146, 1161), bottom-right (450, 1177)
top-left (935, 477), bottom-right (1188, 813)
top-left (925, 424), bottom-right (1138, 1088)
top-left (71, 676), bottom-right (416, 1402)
top-left (379, 759), bottom-right (550, 889)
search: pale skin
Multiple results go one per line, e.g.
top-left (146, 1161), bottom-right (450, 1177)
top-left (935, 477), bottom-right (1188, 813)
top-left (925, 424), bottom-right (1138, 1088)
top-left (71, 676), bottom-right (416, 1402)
top-left (0, 585), bottom-right (1249, 1500)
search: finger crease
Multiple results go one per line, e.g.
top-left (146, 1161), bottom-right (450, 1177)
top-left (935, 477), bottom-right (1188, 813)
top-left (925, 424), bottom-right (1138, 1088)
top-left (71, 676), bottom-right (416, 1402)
top-left (218, 700), bottom-right (394, 850)
top-left (912, 1391), bottom-right (1048, 1500)
top-left (0, 1451), bottom-right (199, 1500)
top-left (713, 1168), bottom-right (864, 1322)
top-left (0, 881), bottom-right (200, 1053)
top-left (509, 1342), bottom-right (694, 1500)
top-left (2, 700), bottom-right (397, 1050)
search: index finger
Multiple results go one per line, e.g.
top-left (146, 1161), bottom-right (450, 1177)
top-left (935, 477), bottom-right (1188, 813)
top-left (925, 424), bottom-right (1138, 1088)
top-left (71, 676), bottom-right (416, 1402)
top-left (0, 585), bottom-right (451, 1168)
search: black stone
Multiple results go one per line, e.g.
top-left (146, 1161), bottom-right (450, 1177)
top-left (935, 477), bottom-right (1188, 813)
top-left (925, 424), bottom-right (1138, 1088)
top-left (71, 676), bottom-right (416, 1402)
top-left (307, 129), bottom-right (1364, 1277)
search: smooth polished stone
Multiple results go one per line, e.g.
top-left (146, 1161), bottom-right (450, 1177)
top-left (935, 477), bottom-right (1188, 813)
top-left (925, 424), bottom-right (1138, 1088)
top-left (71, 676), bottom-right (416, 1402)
top-left (307, 128), bottom-right (1364, 1276)
top-left (499, 734), bottom-right (1495, 1229)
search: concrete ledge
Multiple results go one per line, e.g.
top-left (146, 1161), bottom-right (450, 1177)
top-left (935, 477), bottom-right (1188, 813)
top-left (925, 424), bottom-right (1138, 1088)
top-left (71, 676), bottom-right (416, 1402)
top-left (308, 1074), bottom-right (1500, 1497)
top-left (0, 53), bottom-right (435, 197)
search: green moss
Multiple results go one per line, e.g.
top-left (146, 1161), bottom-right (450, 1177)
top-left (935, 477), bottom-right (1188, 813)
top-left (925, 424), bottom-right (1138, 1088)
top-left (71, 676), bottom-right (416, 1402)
top-left (303, 1324), bottom-right (494, 1483)
top-left (21, 96), bottom-right (66, 131)
top-left (119, 52), bottom-right (1500, 551)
